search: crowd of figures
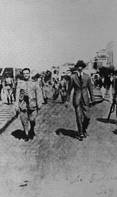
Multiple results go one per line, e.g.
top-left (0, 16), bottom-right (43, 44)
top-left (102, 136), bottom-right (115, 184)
top-left (33, 68), bottom-right (115, 105)
top-left (0, 69), bottom-right (71, 105)
top-left (1, 61), bottom-right (117, 142)
top-left (32, 69), bottom-right (71, 104)
top-left (0, 65), bottom-right (114, 106)
top-left (38, 66), bottom-right (115, 105)
top-left (91, 70), bottom-right (113, 102)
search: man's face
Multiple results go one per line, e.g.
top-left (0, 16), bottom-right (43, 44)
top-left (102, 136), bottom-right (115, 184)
top-left (77, 66), bottom-right (83, 73)
top-left (23, 70), bottom-right (30, 80)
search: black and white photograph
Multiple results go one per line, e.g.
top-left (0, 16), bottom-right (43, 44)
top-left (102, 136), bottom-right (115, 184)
top-left (0, 0), bottom-right (117, 196)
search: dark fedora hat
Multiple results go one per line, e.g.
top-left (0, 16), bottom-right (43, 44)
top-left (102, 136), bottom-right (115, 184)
top-left (74, 60), bottom-right (86, 69)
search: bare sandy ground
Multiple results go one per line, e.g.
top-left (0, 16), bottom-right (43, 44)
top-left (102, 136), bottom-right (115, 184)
top-left (0, 100), bottom-right (117, 197)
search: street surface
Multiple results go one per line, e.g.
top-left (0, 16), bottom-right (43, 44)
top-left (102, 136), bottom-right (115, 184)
top-left (0, 95), bottom-right (117, 197)
top-left (0, 103), bottom-right (15, 131)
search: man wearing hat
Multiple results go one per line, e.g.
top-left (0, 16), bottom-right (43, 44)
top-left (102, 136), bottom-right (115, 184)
top-left (65, 60), bottom-right (94, 141)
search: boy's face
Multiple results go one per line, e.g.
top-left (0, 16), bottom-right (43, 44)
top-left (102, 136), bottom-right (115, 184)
top-left (23, 70), bottom-right (30, 80)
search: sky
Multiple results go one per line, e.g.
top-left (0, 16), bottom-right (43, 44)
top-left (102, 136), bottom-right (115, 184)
top-left (0, 0), bottom-right (117, 71)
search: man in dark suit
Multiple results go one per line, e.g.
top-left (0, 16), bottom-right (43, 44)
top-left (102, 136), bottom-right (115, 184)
top-left (65, 60), bottom-right (94, 141)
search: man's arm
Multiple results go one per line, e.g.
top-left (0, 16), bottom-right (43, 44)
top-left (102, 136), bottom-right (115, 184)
top-left (14, 80), bottom-right (21, 111)
top-left (35, 81), bottom-right (44, 109)
top-left (87, 76), bottom-right (94, 103)
top-left (66, 75), bottom-right (74, 103)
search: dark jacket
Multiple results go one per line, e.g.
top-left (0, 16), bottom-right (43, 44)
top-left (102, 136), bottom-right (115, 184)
top-left (67, 71), bottom-right (94, 107)
top-left (112, 76), bottom-right (117, 102)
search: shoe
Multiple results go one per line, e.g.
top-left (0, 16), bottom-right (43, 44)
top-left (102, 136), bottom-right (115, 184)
top-left (113, 130), bottom-right (117, 135)
top-left (29, 134), bottom-right (35, 140)
top-left (80, 134), bottom-right (84, 138)
top-left (83, 131), bottom-right (88, 138)
top-left (24, 136), bottom-right (29, 142)
top-left (75, 135), bottom-right (83, 141)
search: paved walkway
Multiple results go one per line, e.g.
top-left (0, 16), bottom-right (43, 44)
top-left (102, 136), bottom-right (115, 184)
top-left (0, 103), bottom-right (15, 132)
top-left (0, 99), bottom-right (117, 197)
top-left (0, 86), bottom-right (113, 132)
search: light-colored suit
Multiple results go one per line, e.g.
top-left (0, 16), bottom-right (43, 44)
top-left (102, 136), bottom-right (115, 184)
top-left (15, 79), bottom-right (43, 136)
top-left (16, 79), bottom-right (43, 110)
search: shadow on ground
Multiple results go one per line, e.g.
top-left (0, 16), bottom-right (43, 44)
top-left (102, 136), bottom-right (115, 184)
top-left (55, 128), bottom-right (78, 139)
top-left (0, 115), bottom-right (17, 134)
top-left (112, 129), bottom-right (117, 135)
top-left (11, 129), bottom-right (26, 140)
top-left (97, 118), bottom-right (117, 124)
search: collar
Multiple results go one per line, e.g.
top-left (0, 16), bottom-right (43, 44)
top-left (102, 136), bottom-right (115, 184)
top-left (74, 71), bottom-right (83, 77)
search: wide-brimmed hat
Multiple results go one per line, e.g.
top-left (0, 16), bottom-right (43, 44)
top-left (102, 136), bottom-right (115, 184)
top-left (74, 60), bottom-right (86, 69)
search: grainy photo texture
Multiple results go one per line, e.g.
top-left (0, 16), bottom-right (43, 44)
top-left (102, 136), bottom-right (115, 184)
top-left (0, 0), bottom-right (117, 196)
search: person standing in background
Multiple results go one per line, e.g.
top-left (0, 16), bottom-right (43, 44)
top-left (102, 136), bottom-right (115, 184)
top-left (3, 73), bottom-right (14, 104)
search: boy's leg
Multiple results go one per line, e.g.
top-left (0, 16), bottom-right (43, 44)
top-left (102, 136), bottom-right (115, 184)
top-left (28, 110), bottom-right (37, 139)
top-left (20, 111), bottom-right (30, 140)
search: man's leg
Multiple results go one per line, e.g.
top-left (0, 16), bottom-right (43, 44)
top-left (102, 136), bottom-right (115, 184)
top-left (20, 111), bottom-right (30, 140)
top-left (7, 96), bottom-right (10, 104)
top-left (6, 89), bottom-right (10, 104)
top-left (42, 86), bottom-right (48, 104)
top-left (28, 110), bottom-right (37, 139)
top-left (82, 105), bottom-right (90, 137)
top-left (75, 106), bottom-right (84, 140)
top-left (0, 85), bottom-right (2, 100)
top-left (9, 88), bottom-right (13, 104)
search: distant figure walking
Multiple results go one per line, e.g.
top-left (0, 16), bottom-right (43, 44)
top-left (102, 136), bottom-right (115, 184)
top-left (59, 75), bottom-right (68, 103)
top-left (3, 74), bottom-right (14, 104)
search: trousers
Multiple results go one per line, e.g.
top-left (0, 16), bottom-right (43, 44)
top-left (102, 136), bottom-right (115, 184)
top-left (20, 109), bottom-right (37, 136)
top-left (74, 104), bottom-right (90, 136)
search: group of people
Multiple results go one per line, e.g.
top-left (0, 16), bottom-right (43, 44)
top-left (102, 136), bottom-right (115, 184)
top-left (12, 62), bottom-right (93, 142)
top-left (38, 69), bottom-right (70, 104)
top-left (91, 71), bottom-right (113, 99)
top-left (7, 60), bottom-right (117, 142)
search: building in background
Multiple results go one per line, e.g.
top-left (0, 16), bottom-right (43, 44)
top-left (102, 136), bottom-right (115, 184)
top-left (58, 63), bottom-right (75, 77)
top-left (106, 41), bottom-right (117, 69)
top-left (95, 49), bottom-right (108, 68)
